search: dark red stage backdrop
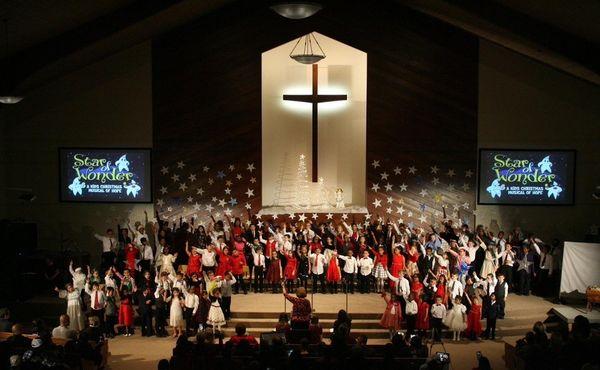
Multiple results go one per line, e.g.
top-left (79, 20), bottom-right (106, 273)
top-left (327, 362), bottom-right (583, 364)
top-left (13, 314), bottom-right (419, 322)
top-left (152, 0), bottom-right (478, 228)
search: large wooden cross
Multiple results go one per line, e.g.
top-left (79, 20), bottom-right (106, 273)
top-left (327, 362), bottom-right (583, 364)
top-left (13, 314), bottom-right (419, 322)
top-left (283, 64), bottom-right (347, 182)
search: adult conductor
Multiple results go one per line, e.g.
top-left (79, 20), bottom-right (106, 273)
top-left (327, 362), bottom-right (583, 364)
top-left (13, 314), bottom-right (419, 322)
top-left (281, 281), bottom-right (312, 330)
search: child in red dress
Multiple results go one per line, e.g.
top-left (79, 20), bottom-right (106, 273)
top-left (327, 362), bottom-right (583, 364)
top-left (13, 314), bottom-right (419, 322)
top-left (390, 248), bottom-right (406, 290)
top-left (380, 292), bottom-right (403, 339)
top-left (370, 246), bottom-right (388, 293)
top-left (411, 275), bottom-right (424, 304)
top-left (416, 294), bottom-right (430, 337)
top-left (186, 243), bottom-right (202, 277)
top-left (283, 251), bottom-right (298, 292)
top-left (326, 250), bottom-right (342, 294)
top-left (266, 251), bottom-right (282, 293)
top-left (215, 246), bottom-right (232, 278)
top-left (124, 243), bottom-right (139, 273)
top-left (118, 288), bottom-right (135, 336)
top-left (436, 274), bottom-right (448, 307)
top-left (465, 296), bottom-right (483, 340)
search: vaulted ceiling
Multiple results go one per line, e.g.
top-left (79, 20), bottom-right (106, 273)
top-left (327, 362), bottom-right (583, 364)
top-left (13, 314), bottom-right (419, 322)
top-left (0, 0), bottom-right (598, 93)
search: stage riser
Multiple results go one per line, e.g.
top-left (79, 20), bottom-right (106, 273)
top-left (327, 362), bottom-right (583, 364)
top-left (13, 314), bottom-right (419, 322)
top-left (230, 312), bottom-right (380, 319)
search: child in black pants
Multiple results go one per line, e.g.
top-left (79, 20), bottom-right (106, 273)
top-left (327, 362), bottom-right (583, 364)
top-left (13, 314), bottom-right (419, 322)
top-left (484, 293), bottom-right (501, 340)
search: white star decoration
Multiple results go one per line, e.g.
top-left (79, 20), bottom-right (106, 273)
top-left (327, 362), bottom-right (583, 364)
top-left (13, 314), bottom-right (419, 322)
top-left (465, 170), bottom-right (473, 178)
top-left (247, 163), bottom-right (255, 172)
top-left (396, 206), bottom-right (405, 215)
top-left (418, 214), bottom-right (427, 223)
top-left (177, 161), bottom-right (185, 169)
top-left (447, 169), bottom-right (455, 177)
top-left (196, 188), bottom-right (204, 195)
top-left (432, 177), bottom-right (440, 185)
top-left (419, 189), bottom-right (428, 197)
top-left (228, 164), bottom-right (235, 171)
top-left (371, 183), bottom-right (380, 192)
top-left (384, 183), bottom-right (393, 192)
top-left (311, 213), bottom-right (318, 220)
top-left (203, 166), bottom-right (209, 172)
top-left (399, 183), bottom-right (408, 192)
top-left (156, 199), bottom-right (164, 207)
top-left (160, 167), bottom-right (169, 175)
top-left (171, 174), bottom-right (180, 182)
top-left (462, 183), bottom-right (470, 191)
top-left (371, 160), bottom-right (380, 168)
top-left (250, 177), bottom-right (256, 183)
top-left (160, 186), bottom-right (167, 194)
top-left (179, 183), bottom-right (188, 191)
top-left (386, 196), bottom-right (394, 204)
top-left (393, 167), bottom-right (402, 175)
top-left (225, 188), bottom-right (231, 195)
top-left (408, 166), bottom-right (417, 174)
top-left (326, 213), bottom-right (333, 220)
top-left (245, 188), bottom-right (254, 198)
top-left (430, 165), bottom-right (439, 174)
top-left (341, 213), bottom-right (348, 220)
top-left (372, 198), bottom-right (382, 208)
top-left (187, 196), bottom-right (193, 203)
top-left (188, 174), bottom-right (196, 182)
top-left (380, 172), bottom-right (389, 180)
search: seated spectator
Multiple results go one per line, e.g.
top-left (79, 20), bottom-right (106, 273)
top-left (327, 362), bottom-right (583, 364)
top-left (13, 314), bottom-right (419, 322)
top-left (52, 315), bottom-right (77, 340)
top-left (275, 313), bottom-right (290, 333)
top-left (21, 337), bottom-right (67, 370)
top-left (390, 333), bottom-right (411, 357)
top-left (228, 324), bottom-right (258, 348)
top-left (5, 324), bottom-right (32, 357)
top-left (64, 332), bottom-right (102, 367)
top-left (308, 316), bottom-right (323, 344)
top-left (333, 309), bottom-right (352, 335)
top-left (409, 335), bottom-right (428, 358)
top-left (173, 335), bottom-right (193, 357)
top-left (0, 308), bottom-right (12, 332)
top-left (157, 358), bottom-right (170, 370)
top-left (351, 334), bottom-right (374, 357)
top-left (81, 316), bottom-right (104, 343)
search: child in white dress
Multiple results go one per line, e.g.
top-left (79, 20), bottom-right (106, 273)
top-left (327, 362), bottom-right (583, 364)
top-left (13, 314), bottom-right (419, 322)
top-left (443, 296), bottom-right (467, 341)
top-left (207, 287), bottom-right (226, 334)
top-left (168, 288), bottom-right (185, 337)
top-left (55, 284), bottom-right (85, 331)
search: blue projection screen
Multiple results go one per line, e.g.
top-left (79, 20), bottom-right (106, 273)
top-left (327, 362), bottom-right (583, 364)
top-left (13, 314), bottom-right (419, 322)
top-left (478, 149), bottom-right (575, 205)
top-left (59, 148), bottom-right (152, 203)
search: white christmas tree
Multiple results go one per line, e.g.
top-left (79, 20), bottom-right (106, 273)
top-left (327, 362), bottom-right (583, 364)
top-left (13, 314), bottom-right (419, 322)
top-left (317, 177), bottom-right (330, 209)
top-left (295, 154), bottom-right (310, 207)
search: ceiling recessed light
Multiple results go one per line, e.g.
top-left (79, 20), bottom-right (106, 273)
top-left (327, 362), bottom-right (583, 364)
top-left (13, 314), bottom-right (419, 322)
top-left (270, 2), bottom-right (322, 19)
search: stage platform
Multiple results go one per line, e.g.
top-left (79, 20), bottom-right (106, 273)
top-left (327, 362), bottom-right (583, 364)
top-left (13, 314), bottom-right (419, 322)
top-left (545, 305), bottom-right (600, 326)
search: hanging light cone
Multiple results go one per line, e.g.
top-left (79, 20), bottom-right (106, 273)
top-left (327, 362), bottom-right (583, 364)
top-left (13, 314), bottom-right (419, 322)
top-left (289, 32), bottom-right (326, 64)
top-left (270, 2), bottom-right (322, 19)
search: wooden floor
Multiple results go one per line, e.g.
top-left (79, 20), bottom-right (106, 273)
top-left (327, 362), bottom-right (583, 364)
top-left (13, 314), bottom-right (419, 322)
top-left (105, 293), bottom-right (560, 370)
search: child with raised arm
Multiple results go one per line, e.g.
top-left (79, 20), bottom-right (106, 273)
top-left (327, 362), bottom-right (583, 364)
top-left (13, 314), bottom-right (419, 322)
top-left (54, 283), bottom-right (85, 331)
top-left (443, 296), bottom-right (467, 341)
top-left (380, 292), bottom-right (403, 339)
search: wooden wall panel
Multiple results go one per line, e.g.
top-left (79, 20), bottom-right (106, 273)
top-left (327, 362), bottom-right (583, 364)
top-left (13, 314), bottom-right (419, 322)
top-left (153, 0), bottom-right (478, 227)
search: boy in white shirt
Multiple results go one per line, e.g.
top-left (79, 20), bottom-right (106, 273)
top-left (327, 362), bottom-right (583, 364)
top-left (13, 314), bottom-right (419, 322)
top-left (357, 251), bottom-right (374, 294)
top-left (338, 250), bottom-right (358, 294)
top-left (309, 249), bottom-right (327, 294)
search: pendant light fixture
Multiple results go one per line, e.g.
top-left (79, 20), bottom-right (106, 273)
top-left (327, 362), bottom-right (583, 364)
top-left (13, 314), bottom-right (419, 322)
top-left (0, 19), bottom-right (24, 105)
top-left (289, 32), bottom-right (326, 64)
top-left (270, 2), bottom-right (322, 19)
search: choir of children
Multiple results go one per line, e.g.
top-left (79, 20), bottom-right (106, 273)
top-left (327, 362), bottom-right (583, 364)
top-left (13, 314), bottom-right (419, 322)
top-left (48, 208), bottom-right (558, 343)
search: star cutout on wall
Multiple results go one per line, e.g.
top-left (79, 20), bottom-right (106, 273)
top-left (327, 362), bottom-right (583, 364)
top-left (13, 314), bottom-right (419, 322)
top-left (408, 166), bottom-right (417, 174)
top-left (372, 198), bottom-right (382, 208)
top-left (371, 183), bottom-right (380, 192)
top-left (196, 188), bottom-right (204, 195)
top-left (326, 213), bottom-right (333, 220)
top-left (236, 174), bottom-right (242, 180)
top-left (430, 166), bottom-right (439, 174)
top-left (272, 214), bottom-right (278, 220)
top-left (386, 196), bottom-right (394, 204)
top-left (156, 199), bottom-right (164, 207)
top-left (371, 160), bottom-right (380, 168)
top-left (245, 188), bottom-right (254, 198)
top-left (205, 204), bottom-right (214, 212)
top-left (380, 172), bottom-right (389, 180)
top-left (228, 164), bottom-right (235, 171)
top-left (462, 202), bottom-right (470, 209)
top-left (396, 206), bottom-right (405, 215)
top-left (462, 183), bottom-right (470, 191)
top-left (342, 213), bottom-right (349, 220)
top-left (247, 163), bottom-right (255, 172)
top-left (393, 167), bottom-right (402, 175)
top-left (177, 161), bottom-right (185, 169)
top-left (364, 213), bottom-right (371, 220)
top-left (187, 196), bottom-right (193, 203)
top-left (419, 189), bottom-right (428, 197)
top-left (224, 208), bottom-right (233, 216)
top-left (188, 174), bottom-right (197, 182)
top-left (465, 169), bottom-right (473, 178)
top-left (160, 186), bottom-right (168, 194)
top-left (160, 167), bottom-right (169, 175)
top-left (407, 211), bottom-right (413, 217)
top-left (418, 214), bottom-right (427, 223)
top-left (208, 178), bottom-right (214, 185)
top-left (193, 202), bottom-right (201, 211)
top-left (244, 203), bottom-right (252, 210)
top-left (288, 213), bottom-right (296, 220)
top-left (211, 196), bottom-right (218, 202)
top-left (311, 213), bottom-right (318, 220)
top-left (171, 174), bottom-right (180, 182)
top-left (216, 171), bottom-right (225, 179)
top-left (229, 198), bottom-right (238, 206)
top-left (447, 169), bottom-right (456, 177)
top-left (218, 199), bottom-right (227, 207)
top-left (399, 183), bottom-right (408, 192)
top-left (250, 177), bottom-right (257, 183)
top-left (432, 177), bottom-right (440, 185)
top-left (447, 184), bottom-right (455, 191)
top-left (386, 207), bottom-right (392, 214)
top-left (225, 188), bottom-right (231, 195)
top-left (179, 183), bottom-right (188, 191)
top-left (225, 180), bottom-right (233, 186)
top-left (384, 183), bottom-right (393, 192)
top-left (203, 166), bottom-right (209, 172)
